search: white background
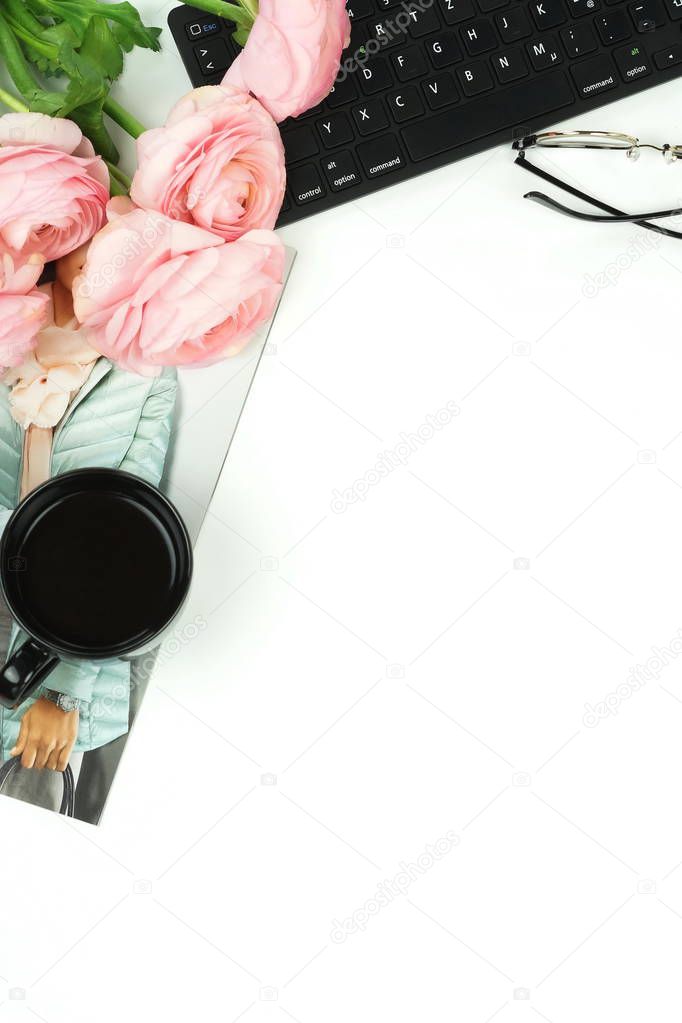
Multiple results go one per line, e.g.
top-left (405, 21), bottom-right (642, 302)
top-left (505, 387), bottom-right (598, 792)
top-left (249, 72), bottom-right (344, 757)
top-left (2, 2), bottom-right (682, 1021)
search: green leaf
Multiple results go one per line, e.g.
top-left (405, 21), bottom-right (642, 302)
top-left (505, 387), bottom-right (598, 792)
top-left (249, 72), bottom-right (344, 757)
top-left (79, 16), bottom-right (124, 80)
top-left (70, 99), bottom-right (119, 163)
top-left (25, 1), bottom-right (161, 52)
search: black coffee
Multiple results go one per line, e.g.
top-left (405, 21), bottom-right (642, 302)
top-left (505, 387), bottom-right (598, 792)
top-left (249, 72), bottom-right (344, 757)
top-left (15, 491), bottom-right (178, 650)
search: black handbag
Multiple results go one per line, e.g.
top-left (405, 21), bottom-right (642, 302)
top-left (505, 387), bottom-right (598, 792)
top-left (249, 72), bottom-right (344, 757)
top-left (0, 756), bottom-right (75, 816)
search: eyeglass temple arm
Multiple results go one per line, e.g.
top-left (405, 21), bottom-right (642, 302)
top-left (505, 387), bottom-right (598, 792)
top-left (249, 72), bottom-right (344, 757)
top-left (514, 151), bottom-right (682, 239)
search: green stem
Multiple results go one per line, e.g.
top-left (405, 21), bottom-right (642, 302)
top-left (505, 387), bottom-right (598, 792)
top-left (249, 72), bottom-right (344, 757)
top-left (0, 10), bottom-right (44, 98)
top-left (105, 160), bottom-right (132, 191)
top-left (3, 0), bottom-right (48, 39)
top-left (103, 97), bottom-right (146, 140)
top-left (178, 0), bottom-right (255, 29)
top-left (108, 175), bottom-right (129, 198)
top-left (2, 16), bottom-right (57, 61)
top-left (0, 87), bottom-right (28, 113)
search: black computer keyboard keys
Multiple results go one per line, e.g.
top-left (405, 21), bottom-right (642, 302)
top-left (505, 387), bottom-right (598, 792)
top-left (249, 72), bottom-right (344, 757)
top-left (317, 112), bottom-right (355, 148)
top-left (461, 19), bottom-right (499, 54)
top-left (596, 10), bottom-right (631, 42)
top-left (402, 70), bottom-right (573, 159)
top-left (392, 47), bottom-right (429, 80)
top-left (527, 35), bottom-right (563, 67)
top-left (282, 125), bottom-right (319, 163)
top-left (169, 0), bottom-right (682, 229)
top-left (571, 52), bottom-right (618, 93)
top-left (561, 23), bottom-right (598, 56)
top-left (427, 34), bottom-right (464, 66)
top-left (457, 60), bottom-right (495, 93)
top-left (359, 56), bottom-right (394, 94)
top-left (497, 8), bottom-right (533, 41)
top-left (438, 0), bottom-right (477, 23)
top-left (422, 71), bottom-right (460, 106)
top-left (289, 164), bottom-right (326, 205)
top-left (614, 41), bottom-right (652, 78)
top-left (531, 0), bottom-right (568, 30)
top-left (493, 47), bottom-right (530, 81)
top-left (323, 151), bottom-right (361, 191)
top-left (388, 85), bottom-right (425, 120)
top-left (357, 134), bottom-right (406, 177)
top-left (352, 98), bottom-right (390, 134)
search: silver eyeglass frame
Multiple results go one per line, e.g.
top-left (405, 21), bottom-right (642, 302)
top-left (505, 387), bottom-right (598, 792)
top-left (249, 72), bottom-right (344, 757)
top-left (513, 130), bottom-right (682, 163)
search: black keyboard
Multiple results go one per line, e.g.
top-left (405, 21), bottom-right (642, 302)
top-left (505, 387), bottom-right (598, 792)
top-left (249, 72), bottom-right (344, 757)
top-left (169, 0), bottom-right (682, 227)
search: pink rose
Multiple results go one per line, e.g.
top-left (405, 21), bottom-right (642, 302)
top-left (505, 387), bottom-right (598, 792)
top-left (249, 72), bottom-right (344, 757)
top-left (131, 85), bottom-right (286, 242)
top-left (0, 112), bottom-right (109, 263)
top-left (0, 291), bottom-right (49, 369)
top-left (73, 203), bottom-right (285, 377)
top-left (223, 0), bottom-right (351, 122)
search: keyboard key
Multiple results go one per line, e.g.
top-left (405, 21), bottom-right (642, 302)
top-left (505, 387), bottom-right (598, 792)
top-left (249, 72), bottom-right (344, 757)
top-left (402, 69), bottom-right (574, 160)
top-left (357, 134), bottom-right (407, 177)
top-left (530, 0), bottom-right (567, 29)
top-left (392, 46), bottom-right (429, 79)
top-left (629, 0), bottom-right (664, 29)
top-left (359, 56), bottom-right (394, 93)
top-left (561, 22), bottom-right (598, 55)
top-left (427, 34), bottom-right (464, 66)
top-left (322, 150), bottom-right (362, 191)
top-left (194, 39), bottom-right (231, 75)
top-left (348, 0), bottom-right (374, 15)
top-left (663, 0), bottom-right (682, 17)
top-left (461, 19), bottom-right (499, 54)
top-left (422, 71), bottom-right (460, 107)
top-left (317, 112), bottom-right (355, 148)
top-left (406, 3), bottom-right (441, 35)
top-left (457, 60), bottom-right (495, 94)
top-left (288, 164), bottom-right (326, 205)
top-left (614, 41), bottom-right (652, 79)
top-left (566, 0), bottom-right (601, 15)
top-left (496, 8), bottom-right (533, 40)
top-left (479, 0), bottom-right (510, 10)
top-left (282, 125), bottom-right (319, 163)
top-left (376, 0), bottom-right (403, 7)
top-left (388, 85), bottom-right (425, 121)
top-left (438, 0), bottom-right (476, 22)
top-left (186, 18), bottom-right (221, 39)
top-left (654, 42), bottom-right (682, 65)
top-left (368, 18), bottom-right (408, 47)
top-left (327, 74), bottom-right (359, 107)
top-left (571, 52), bottom-right (618, 95)
top-left (352, 98), bottom-right (390, 134)
top-left (595, 10), bottom-right (631, 41)
top-left (527, 35), bottom-right (563, 68)
top-left (492, 46), bottom-right (529, 81)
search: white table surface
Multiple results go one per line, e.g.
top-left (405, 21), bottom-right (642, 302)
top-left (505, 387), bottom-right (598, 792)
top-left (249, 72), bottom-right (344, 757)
top-left (3, 3), bottom-right (682, 1020)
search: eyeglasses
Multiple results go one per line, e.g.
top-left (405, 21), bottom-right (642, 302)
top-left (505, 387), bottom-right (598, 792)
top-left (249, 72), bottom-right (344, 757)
top-left (512, 130), bottom-right (682, 239)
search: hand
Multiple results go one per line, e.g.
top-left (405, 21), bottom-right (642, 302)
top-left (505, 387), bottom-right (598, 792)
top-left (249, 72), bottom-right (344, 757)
top-left (11, 698), bottom-right (79, 772)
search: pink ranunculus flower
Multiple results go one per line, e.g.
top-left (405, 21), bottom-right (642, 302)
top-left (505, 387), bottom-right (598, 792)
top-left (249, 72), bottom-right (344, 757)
top-left (0, 112), bottom-right (109, 264)
top-left (131, 84), bottom-right (286, 243)
top-left (73, 202), bottom-right (285, 377)
top-left (0, 290), bottom-right (49, 369)
top-left (223, 0), bottom-right (351, 122)
top-left (0, 250), bottom-right (44, 295)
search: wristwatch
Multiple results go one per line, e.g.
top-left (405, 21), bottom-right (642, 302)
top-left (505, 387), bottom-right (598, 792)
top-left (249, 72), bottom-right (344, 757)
top-left (41, 688), bottom-right (81, 713)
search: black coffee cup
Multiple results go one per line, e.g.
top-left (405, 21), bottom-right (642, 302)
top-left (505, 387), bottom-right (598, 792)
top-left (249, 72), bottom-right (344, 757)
top-left (0, 468), bottom-right (193, 709)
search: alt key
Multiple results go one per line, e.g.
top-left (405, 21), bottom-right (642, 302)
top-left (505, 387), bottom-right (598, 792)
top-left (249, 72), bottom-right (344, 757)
top-left (322, 151), bottom-right (361, 191)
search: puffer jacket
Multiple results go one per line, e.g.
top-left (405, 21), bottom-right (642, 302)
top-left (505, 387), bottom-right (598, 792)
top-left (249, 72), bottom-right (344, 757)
top-left (0, 359), bottom-right (177, 758)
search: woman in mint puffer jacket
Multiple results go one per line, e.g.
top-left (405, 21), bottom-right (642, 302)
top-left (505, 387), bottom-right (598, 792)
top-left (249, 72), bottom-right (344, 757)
top-left (0, 246), bottom-right (177, 808)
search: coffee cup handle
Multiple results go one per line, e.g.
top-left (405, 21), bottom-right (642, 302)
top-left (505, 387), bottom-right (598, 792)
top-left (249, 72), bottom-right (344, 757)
top-left (0, 640), bottom-right (60, 709)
